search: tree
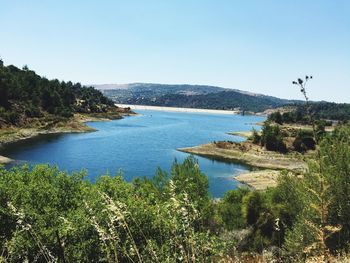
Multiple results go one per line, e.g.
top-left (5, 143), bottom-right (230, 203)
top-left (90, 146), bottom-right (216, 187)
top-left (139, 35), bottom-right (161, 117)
top-left (293, 129), bottom-right (315, 153)
top-left (242, 191), bottom-right (264, 226)
top-left (260, 123), bottom-right (287, 153)
top-left (217, 187), bottom-right (250, 230)
top-left (250, 128), bottom-right (261, 144)
top-left (268, 111), bottom-right (283, 124)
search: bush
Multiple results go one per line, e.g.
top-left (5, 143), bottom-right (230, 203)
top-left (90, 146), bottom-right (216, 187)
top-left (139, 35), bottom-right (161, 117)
top-left (242, 191), bottom-right (265, 226)
top-left (24, 104), bottom-right (42, 118)
top-left (217, 187), bottom-right (250, 230)
top-left (260, 123), bottom-right (287, 153)
top-left (250, 128), bottom-right (261, 144)
top-left (293, 129), bottom-right (315, 152)
top-left (268, 111), bottom-right (283, 124)
top-left (0, 110), bottom-right (20, 124)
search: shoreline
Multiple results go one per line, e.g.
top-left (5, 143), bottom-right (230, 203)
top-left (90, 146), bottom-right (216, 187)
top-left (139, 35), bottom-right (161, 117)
top-left (115, 104), bottom-right (241, 115)
top-left (178, 141), bottom-right (307, 190)
top-left (0, 155), bottom-right (13, 164)
top-left (234, 170), bottom-right (280, 190)
top-left (178, 143), bottom-right (306, 172)
top-left (0, 112), bottom-right (135, 164)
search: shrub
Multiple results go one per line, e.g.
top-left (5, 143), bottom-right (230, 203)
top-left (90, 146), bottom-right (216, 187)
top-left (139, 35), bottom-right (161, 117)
top-left (250, 128), bottom-right (261, 144)
top-left (268, 111), bottom-right (283, 124)
top-left (217, 187), bottom-right (250, 230)
top-left (293, 129), bottom-right (315, 152)
top-left (260, 123), bottom-right (287, 153)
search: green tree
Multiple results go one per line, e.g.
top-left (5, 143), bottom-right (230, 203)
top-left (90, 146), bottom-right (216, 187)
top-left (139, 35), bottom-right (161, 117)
top-left (260, 123), bottom-right (287, 153)
top-left (217, 187), bottom-right (250, 230)
top-left (268, 111), bottom-right (283, 124)
top-left (242, 191), bottom-right (264, 226)
top-left (293, 129), bottom-right (315, 153)
top-left (250, 128), bottom-right (261, 144)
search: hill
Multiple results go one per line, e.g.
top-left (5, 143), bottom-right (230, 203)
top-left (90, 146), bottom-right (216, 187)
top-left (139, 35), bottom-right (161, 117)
top-left (0, 60), bottom-right (131, 128)
top-left (94, 83), bottom-right (299, 112)
top-left (296, 102), bottom-right (350, 121)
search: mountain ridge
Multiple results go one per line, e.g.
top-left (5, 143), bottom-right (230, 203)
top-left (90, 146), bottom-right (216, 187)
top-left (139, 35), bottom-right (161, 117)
top-left (93, 82), bottom-right (266, 97)
top-left (93, 83), bottom-right (301, 112)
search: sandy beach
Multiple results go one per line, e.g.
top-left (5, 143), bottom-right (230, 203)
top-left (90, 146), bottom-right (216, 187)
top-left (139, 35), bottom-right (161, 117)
top-left (115, 104), bottom-right (240, 115)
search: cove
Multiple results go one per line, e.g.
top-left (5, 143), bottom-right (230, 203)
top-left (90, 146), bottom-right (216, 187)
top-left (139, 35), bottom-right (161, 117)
top-left (1, 110), bottom-right (265, 197)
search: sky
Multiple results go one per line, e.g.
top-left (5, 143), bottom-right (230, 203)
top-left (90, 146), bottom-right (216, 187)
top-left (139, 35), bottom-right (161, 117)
top-left (1, 0), bottom-right (349, 102)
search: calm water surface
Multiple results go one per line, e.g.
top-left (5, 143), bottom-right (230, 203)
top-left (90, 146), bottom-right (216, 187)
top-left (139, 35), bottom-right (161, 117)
top-left (1, 110), bottom-right (265, 197)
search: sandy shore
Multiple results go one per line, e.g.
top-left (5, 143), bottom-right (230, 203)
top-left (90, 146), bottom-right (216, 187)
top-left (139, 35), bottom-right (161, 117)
top-left (178, 142), bottom-right (307, 172)
top-left (0, 155), bottom-right (13, 164)
top-left (234, 170), bottom-right (280, 190)
top-left (115, 104), bottom-right (240, 115)
top-left (178, 141), bottom-right (307, 190)
top-left (227, 131), bottom-right (254, 138)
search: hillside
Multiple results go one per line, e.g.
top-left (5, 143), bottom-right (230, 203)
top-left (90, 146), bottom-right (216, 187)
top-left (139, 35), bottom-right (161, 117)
top-left (95, 83), bottom-right (298, 112)
top-left (295, 102), bottom-right (350, 121)
top-left (0, 61), bottom-right (131, 128)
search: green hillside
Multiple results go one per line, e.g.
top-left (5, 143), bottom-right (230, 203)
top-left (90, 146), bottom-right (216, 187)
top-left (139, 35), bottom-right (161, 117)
top-left (124, 91), bottom-right (294, 112)
top-left (0, 60), bottom-right (118, 127)
top-left (296, 102), bottom-right (350, 121)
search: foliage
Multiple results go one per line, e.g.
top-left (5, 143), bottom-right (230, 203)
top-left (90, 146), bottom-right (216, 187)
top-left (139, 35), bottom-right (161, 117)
top-left (268, 111), bottom-right (283, 125)
top-left (260, 123), bottom-right (287, 153)
top-left (281, 76), bottom-right (349, 261)
top-left (216, 187), bottom-right (250, 230)
top-left (293, 129), bottom-right (316, 153)
top-left (0, 157), bottom-right (222, 262)
top-left (242, 191), bottom-right (265, 226)
top-left (250, 128), bottom-right (261, 144)
top-left (282, 127), bottom-right (350, 258)
top-left (268, 109), bottom-right (339, 125)
top-left (295, 102), bottom-right (350, 122)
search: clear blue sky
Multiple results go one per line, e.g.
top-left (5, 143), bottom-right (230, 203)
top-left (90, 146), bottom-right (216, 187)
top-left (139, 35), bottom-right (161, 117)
top-left (1, 0), bottom-right (349, 102)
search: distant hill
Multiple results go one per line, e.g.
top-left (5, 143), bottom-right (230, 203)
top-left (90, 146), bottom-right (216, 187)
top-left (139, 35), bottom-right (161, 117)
top-left (94, 83), bottom-right (300, 112)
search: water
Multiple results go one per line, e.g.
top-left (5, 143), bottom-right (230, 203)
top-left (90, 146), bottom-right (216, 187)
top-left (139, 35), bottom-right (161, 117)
top-left (0, 110), bottom-right (265, 197)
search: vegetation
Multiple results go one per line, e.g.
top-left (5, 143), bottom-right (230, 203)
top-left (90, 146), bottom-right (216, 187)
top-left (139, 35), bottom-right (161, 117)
top-left (295, 102), bottom-right (350, 122)
top-left (250, 128), bottom-right (261, 144)
top-left (292, 129), bottom-right (315, 153)
top-left (259, 123), bottom-right (287, 153)
top-left (0, 60), bottom-right (117, 128)
top-left (1, 124), bottom-right (350, 261)
top-left (0, 157), bottom-right (223, 262)
top-left (268, 110), bottom-right (336, 126)
top-left (263, 76), bottom-right (333, 154)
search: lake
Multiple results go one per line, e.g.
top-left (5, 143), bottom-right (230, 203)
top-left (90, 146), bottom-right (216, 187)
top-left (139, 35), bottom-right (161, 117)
top-left (1, 110), bottom-right (265, 197)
